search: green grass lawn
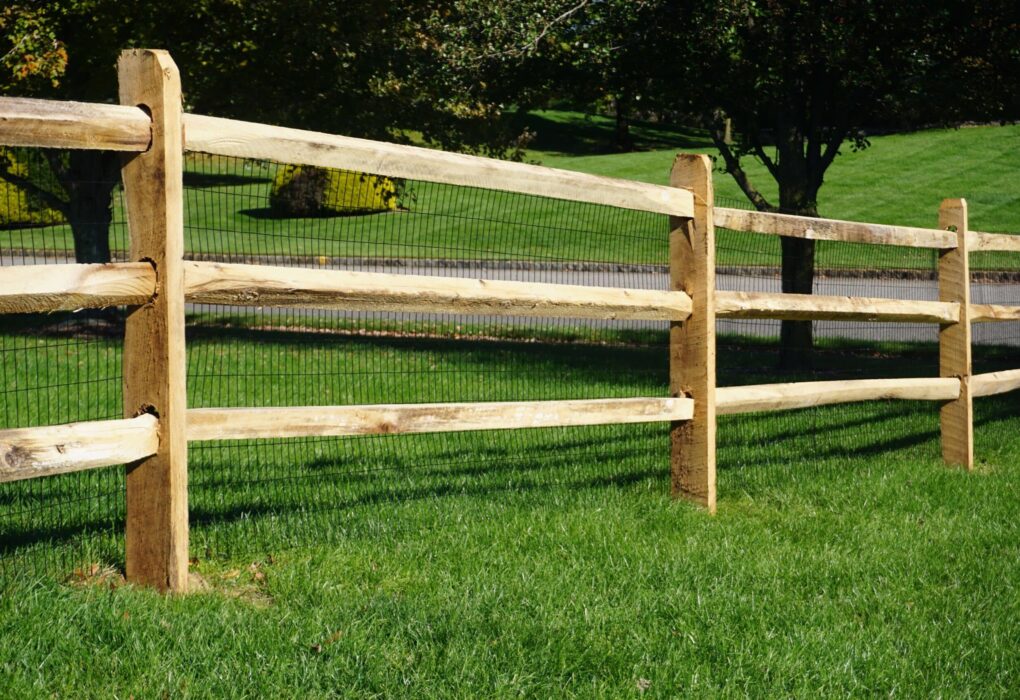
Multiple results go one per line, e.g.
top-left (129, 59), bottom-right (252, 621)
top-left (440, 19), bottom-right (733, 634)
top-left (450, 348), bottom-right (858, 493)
top-left (5, 429), bottom-right (1020, 697)
top-left (2, 322), bottom-right (1020, 695)
top-left (526, 110), bottom-right (1020, 235)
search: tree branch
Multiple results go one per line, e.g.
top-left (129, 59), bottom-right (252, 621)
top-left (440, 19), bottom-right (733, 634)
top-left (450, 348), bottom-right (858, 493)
top-left (818, 129), bottom-right (846, 173)
top-left (710, 127), bottom-right (776, 212)
top-left (473, 0), bottom-right (592, 62)
top-left (814, 127), bottom-right (847, 190)
top-left (748, 130), bottom-right (780, 181)
top-left (42, 150), bottom-right (70, 184)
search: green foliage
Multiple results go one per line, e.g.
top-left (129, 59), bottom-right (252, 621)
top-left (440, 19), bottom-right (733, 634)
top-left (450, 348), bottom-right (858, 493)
top-left (147, 1), bottom-right (536, 160)
top-left (668, 0), bottom-right (1020, 214)
top-left (269, 165), bottom-right (398, 217)
top-left (0, 4), bottom-right (66, 94)
top-left (0, 150), bottom-right (65, 228)
top-left (420, 0), bottom-right (672, 152)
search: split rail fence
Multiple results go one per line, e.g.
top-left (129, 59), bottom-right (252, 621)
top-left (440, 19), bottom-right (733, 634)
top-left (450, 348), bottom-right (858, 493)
top-left (1, 50), bottom-right (1019, 591)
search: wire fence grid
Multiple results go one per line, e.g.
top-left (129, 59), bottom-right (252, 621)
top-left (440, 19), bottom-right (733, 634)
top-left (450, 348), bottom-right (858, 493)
top-left (0, 149), bottom-right (1017, 582)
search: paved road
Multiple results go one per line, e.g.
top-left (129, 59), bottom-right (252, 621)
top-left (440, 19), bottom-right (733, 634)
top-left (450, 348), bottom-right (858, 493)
top-left (7, 255), bottom-right (1019, 345)
top-left (189, 260), bottom-right (1019, 346)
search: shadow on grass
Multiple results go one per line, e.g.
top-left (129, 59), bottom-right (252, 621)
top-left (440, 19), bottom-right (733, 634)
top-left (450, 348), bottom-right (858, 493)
top-left (718, 402), bottom-right (935, 449)
top-left (0, 452), bottom-right (659, 561)
top-left (186, 463), bottom-right (661, 533)
top-left (518, 110), bottom-right (713, 156)
top-left (186, 430), bottom-right (661, 492)
top-left (238, 208), bottom-right (400, 220)
top-left (0, 522), bottom-right (121, 561)
top-left (3, 321), bottom-right (1016, 574)
top-left (2, 393), bottom-right (999, 566)
top-left (185, 322), bottom-right (666, 388)
top-left (974, 391), bottom-right (1020, 430)
top-left (183, 171), bottom-right (271, 188)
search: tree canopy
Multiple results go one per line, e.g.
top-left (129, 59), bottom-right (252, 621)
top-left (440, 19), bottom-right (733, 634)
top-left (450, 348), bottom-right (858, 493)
top-left (673, 0), bottom-right (1020, 366)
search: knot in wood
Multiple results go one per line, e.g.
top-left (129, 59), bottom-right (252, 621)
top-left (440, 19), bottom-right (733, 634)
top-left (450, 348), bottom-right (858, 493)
top-left (4, 445), bottom-right (31, 469)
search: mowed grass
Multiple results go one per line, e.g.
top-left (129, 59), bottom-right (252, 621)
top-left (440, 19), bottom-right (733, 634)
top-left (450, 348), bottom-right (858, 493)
top-left (527, 110), bottom-right (1020, 235)
top-left (1, 112), bottom-right (1018, 268)
top-left (2, 407), bottom-right (1019, 696)
top-left (529, 111), bottom-right (1020, 270)
top-left (2, 324), bottom-right (1020, 696)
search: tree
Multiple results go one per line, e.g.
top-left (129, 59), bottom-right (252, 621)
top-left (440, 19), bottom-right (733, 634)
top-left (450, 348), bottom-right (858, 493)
top-left (5, 0), bottom-right (1018, 315)
top-left (553, 0), bottom-right (672, 151)
top-left (159, 0), bottom-right (538, 158)
top-left (416, 0), bottom-right (675, 152)
top-left (671, 0), bottom-right (1020, 368)
top-left (0, 5), bottom-right (66, 93)
top-left (1, 2), bottom-right (138, 264)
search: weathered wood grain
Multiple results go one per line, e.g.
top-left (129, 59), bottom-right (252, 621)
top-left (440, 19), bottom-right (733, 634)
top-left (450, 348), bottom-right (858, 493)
top-left (968, 230), bottom-right (1020, 253)
top-left (183, 261), bottom-right (693, 320)
top-left (187, 397), bottom-right (695, 442)
top-left (119, 49), bottom-right (189, 593)
top-left (0, 415), bottom-right (158, 483)
top-left (970, 369), bottom-right (1020, 398)
top-left (969, 304), bottom-right (1020, 323)
top-left (938, 199), bottom-right (974, 470)
top-left (0, 263), bottom-right (155, 313)
top-left (0, 96), bottom-right (150, 150)
top-left (715, 290), bottom-right (959, 323)
top-left (715, 207), bottom-right (957, 249)
top-left (716, 377), bottom-right (960, 415)
top-left (669, 154), bottom-right (716, 512)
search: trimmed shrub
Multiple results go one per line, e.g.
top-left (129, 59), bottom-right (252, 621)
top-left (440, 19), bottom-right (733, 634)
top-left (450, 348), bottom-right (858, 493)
top-left (269, 165), bottom-right (398, 217)
top-left (0, 149), bottom-right (66, 228)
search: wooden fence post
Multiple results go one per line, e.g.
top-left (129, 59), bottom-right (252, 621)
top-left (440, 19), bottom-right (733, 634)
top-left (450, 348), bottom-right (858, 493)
top-left (938, 198), bottom-right (974, 470)
top-left (119, 49), bottom-right (189, 591)
top-left (669, 154), bottom-right (717, 512)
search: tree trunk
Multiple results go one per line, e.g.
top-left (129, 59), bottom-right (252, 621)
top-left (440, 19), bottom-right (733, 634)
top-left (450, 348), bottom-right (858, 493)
top-left (779, 237), bottom-right (815, 369)
top-left (64, 151), bottom-right (119, 264)
top-left (776, 127), bottom-right (819, 371)
top-left (56, 151), bottom-right (121, 330)
top-left (613, 93), bottom-right (634, 152)
top-left (712, 113), bottom-right (836, 371)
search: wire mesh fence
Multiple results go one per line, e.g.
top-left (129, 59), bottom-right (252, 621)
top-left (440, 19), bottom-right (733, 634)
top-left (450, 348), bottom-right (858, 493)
top-left (714, 195), bottom-right (945, 496)
top-left (0, 147), bottom-right (128, 580)
top-left (183, 154), bottom-right (672, 559)
top-left (1, 149), bottom-right (1017, 582)
top-left (971, 250), bottom-right (1020, 374)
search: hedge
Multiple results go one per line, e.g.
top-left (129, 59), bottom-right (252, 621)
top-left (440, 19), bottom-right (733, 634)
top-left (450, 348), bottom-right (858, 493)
top-left (0, 149), bottom-right (66, 228)
top-left (269, 165), bottom-right (398, 217)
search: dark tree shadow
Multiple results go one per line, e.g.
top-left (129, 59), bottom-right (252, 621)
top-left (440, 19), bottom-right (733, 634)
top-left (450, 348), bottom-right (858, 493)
top-left (183, 171), bottom-right (270, 188)
top-left (238, 207), bottom-right (400, 220)
top-left (517, 110), bottom-right (714, 156)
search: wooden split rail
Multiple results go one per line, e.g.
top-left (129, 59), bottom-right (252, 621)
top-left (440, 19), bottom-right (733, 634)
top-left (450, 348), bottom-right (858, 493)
top-left (1, 49), bottom-right (1019, 591)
